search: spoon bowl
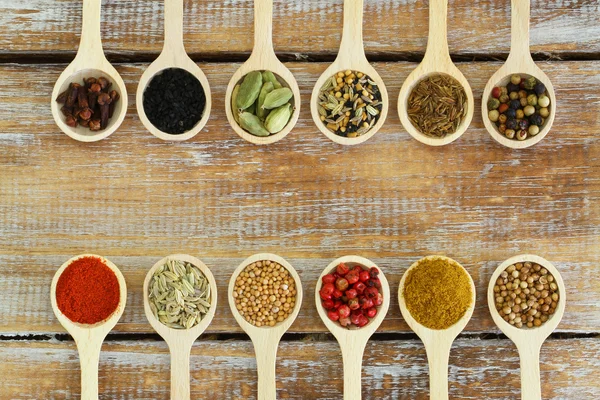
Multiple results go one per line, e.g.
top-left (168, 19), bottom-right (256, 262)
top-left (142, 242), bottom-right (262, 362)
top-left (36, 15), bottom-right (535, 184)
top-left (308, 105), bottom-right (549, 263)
top-left (228, 253), bottom-right (303, 400)
top-left (310, 0), bottom-right (388, 146)
top-left (398, 0), bottom-right (473, 146)
top-left (224, 0), bottom-right (301, 145)
top-left (487, 254), bottom-right (566, 399)
top-left (315, 256), bottom-right (390, 400)
top-left (136, 0), bottom-right (212, 141)
top-left (482, 0), bottom-right (556, 148)
top-left (50, 254), bottom-right (127, 399)
top-left (51, 0), bottom-right (128, 142)
top-left (143, 254), bottom-right (217, 400)
top-left (398, 255), bottom-right (475, 399)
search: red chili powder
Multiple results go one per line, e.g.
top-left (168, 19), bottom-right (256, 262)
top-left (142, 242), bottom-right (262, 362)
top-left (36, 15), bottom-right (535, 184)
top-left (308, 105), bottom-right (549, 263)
top-left (56, 256), bottom-right (120, 324)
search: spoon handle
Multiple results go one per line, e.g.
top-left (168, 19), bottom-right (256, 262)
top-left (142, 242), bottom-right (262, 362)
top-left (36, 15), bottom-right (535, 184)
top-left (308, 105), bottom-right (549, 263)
top-left (77, 0), bottom-right (104, 61)
top-left (517, 341), bottom-right (542, 400)
top-left (508, 0), bottom-right (532, 62)
top-left (253, 335), bottom-right (281, 400)
top-left (163, 0), bottom-right (186, 56)
top-left (424, 0), bottom-right (450, 62)
top-left (251, 0), bottom-right (275, 59)
top-left (77, 338), bottom-right (102, 400)
top-left (170, 343), bottom-right (192, 400)
top-left (339, 339), bottom-right (367, 400)
top-left (338, 0), bottom-right (365, 63)
top-left (425, 339), bottom-right (453, 400)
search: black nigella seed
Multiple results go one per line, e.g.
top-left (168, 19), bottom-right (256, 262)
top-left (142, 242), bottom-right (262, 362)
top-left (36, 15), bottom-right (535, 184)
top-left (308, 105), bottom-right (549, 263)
top-left (143, 68), bottom-right (206, 135)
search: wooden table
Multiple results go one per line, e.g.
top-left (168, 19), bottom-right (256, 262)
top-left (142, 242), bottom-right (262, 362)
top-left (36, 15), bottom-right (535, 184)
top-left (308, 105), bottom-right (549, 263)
top-left (1, 0), bottom-right (599, 398)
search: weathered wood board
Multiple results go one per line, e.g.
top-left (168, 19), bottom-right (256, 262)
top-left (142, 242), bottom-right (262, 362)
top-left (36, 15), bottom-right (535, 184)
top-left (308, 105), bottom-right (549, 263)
top-left (1, 338), bottom-right (599, 399)
top-left (0, 62), bottom-right (599, 335)
top-left (0, 1), bottom-right (599, 58)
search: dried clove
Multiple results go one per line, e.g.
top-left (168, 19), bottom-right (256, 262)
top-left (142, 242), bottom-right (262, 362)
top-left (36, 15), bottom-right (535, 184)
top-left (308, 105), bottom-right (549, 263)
top-left (97, 93), bottom-right (112, 129)
top-left (55, 76), bottom-right (120, 131)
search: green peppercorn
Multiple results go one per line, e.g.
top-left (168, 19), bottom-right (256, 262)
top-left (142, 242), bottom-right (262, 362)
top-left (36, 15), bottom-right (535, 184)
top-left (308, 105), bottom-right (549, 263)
top-left (510, 92), bottom-right (519, 100)
top-left (520, 97), bottom-right (528, 107)
top-left (499, 124), bottom-right (507, 134)
top-left (539, 107), bottom-right (550, 118)
top-left (524, 76), bottom-right (537, 90)
top-left (516, 109), bottom-right (525, 119)
top-left (488, 110), bottom-right (500, 123)
top-left (527, 94), bottom-right (538, 106)
top-left (488, 98), bottom-right (500, 110)
top-left (505, 129), bottom-right (516, 139)
top-left (524, 105), bottom-right (536, 117)
top-left (511, 75), bottom-right (522, 85)
top-left (529, 125), bottom-right (540, 136)
top-left (516, 130), bottom-right (528, 141)
top-left (518, 90), bottom-right (527, 99)
top-left (499, 94), bottom-right (510, 104)
top-left (498, 114), bottom-right (507, 124)
top-left (538, 95), bottom-right (550, 108)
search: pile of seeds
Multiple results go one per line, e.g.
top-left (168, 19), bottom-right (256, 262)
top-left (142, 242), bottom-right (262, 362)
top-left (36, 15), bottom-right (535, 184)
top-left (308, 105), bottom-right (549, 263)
top-left (488, 74), bottom-right (551, 141)
top-left (232, 70), bottom-right (294, 137)
top-left (317, 70), bottom-right (383, 138)
top-left (143, 68), bottom-right (206, 135)
top-left (233, 260), bottom-right (297, 327)
top-left (493, 261), bottom-right (559, 328)
top-left (56, 76), bottom-right (120, 131)
top-left (148, 259), bottom-right (211, 330)
top-left (407, 74), bottom-right (468, 138)
top-left (319, 263), bottom-right (383, 329)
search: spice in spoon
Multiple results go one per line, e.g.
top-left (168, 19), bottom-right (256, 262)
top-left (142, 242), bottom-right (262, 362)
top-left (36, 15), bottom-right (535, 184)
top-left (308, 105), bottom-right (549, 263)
top-left (148, 259), bottom-right (211, 330)
top-left (487, 74), bottom-right (551, 141)
top-left (233, 260), bottom-right (297, 327)
top-left (143, 68), bottom-right (206, 135)
top-left (232, 70), bottom-right (294, 137)
top-left (317, 70), bottom-right (383, 138)
top-left (55, 76), bottom-right (120, 131)
top-left (56, 256), bottom-right (120, 325)
top-left (319, 263), bottom-right (383, 329)
top-left (493, 261), bottom-right (559, 328)
top-left (403, 257), bottom-right (473, 330)
top-left (407, 74), bottom-right (468, 138)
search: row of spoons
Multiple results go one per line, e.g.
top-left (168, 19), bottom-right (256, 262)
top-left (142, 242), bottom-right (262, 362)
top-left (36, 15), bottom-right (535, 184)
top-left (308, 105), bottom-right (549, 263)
top-left (51, 0), bottom-right (555, 149)
top-left (51, 253), bottom-right (565, 400)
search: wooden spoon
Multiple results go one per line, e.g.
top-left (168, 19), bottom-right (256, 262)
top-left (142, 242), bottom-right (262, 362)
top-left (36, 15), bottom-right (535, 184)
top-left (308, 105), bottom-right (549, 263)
top-left (315, 256), bottom-right (390, 399)
top-left (50, 254), bottom-right (127, 400)
top-left (487, 254), bottom-right (566, 399)
top-left (224, 0), bottom-right (301, 145)
top-left (482, 0), bottom-right (556, 149)
top-left (136, 0), bottom-right (212, 141)
top-left (143, 254), bottom-right (218, 400)
top-left (50, 0), bottom-right (128, 142)
top-left (310, 0), bottom-right (389, 146)
top-left (398, 255), bottom-right (476, 400)
top-left (228, 253), bottom-right (303, 400)
top-left (398, 0), bottom-right (474, 146)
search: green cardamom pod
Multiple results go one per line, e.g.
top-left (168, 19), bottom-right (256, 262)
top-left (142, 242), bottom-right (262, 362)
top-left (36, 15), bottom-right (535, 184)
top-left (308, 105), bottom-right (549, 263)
top-left (262, 87), bottom-right (293, 110)
top-left (231, 84), bottom-right (241, 124)
top-left (236, 71), bottom-right (263, 110)
top-left (265, 104), bottom-right (292, 134)
top-left (239, 112), bottom-right (270, 137)
top-left (256, 82), bottom-right (274, 120)
top-left (262, 71), bottom-right (282, 89)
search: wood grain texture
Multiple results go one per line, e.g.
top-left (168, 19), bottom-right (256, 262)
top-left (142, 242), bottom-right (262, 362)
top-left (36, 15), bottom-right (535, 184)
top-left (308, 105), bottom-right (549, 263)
top-left (0, 0), bottom-right (599, 58)
top-left (0, 338), bottom-right (598, 399)
top-left (0, 62), bottom-right (599, 335)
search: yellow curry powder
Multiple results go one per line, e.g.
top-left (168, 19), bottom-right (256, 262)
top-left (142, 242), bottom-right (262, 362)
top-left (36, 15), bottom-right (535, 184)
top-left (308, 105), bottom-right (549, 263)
top-left (403, 257), bottom-right (473, 330)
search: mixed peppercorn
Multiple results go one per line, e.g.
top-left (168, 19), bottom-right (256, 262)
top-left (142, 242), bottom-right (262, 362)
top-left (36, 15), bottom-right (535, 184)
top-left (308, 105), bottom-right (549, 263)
top-left (319, 263), bottom-right (383, 328)
top-left (487, 74), bottom-right (551, 141)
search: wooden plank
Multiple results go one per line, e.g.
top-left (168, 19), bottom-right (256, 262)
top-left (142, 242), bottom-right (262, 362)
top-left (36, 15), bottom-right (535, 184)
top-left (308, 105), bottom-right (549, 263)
top-left (0, 0), bottom-right (598, 58)
top-left (0, 62), bottom-right (599, 334)
top-left (0, 338), bottom-right (598, 399)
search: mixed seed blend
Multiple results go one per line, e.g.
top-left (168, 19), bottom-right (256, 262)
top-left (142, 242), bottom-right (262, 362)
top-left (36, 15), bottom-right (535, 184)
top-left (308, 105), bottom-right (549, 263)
top-left (317, 70), bottom-right (383, 138)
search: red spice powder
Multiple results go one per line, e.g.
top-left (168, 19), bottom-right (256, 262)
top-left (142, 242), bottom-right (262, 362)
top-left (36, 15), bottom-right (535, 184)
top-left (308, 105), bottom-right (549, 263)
top-left (56, 256), bottom-right (120, 324)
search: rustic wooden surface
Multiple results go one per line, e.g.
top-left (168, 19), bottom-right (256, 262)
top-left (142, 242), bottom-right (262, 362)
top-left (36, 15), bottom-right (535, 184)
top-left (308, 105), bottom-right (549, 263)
top-left (0, 1), bottom-right (599, 399)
